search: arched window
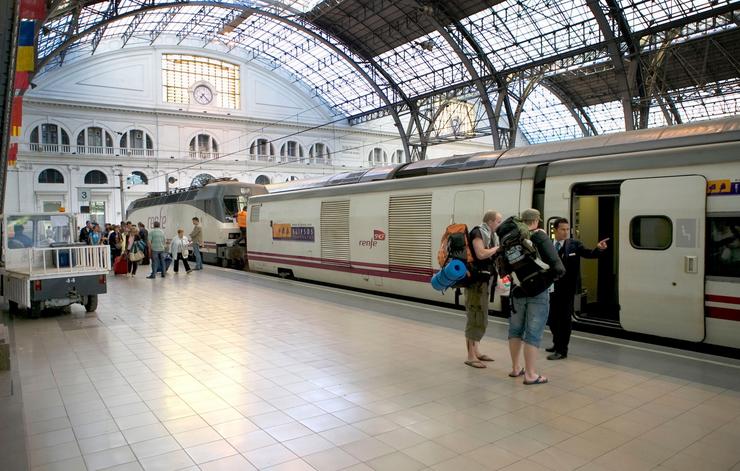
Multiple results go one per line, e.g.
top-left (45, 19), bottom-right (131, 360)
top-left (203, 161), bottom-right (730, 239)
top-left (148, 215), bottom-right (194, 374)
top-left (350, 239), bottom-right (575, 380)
top-left (191, 173), bottom-right (215, 187)
top-left (279, 141), bottom-right (304, 163)
top-left (127, 171), bottom-right (148, 185)
top-left (309, 143), bottom-right (331, 164)
top-left (119, 129), bottom-right (154, 157)
top-left (249, 138), bottom-right (274, 162)
top-left (368, 148), bottom-right (387, 166)
top-left (285, 176), bottom-right (298, 182)
top-left (76, 127), bottom-right (114, 155)
top-left (255, 175), bottom-right (271, 185)
top-left (392, 150), bottom-right (405, 164)
top-left (38, 168), bottom-right (64, 184)
top-left (189, 134), bottom-right (219, 159)
top-left (84, 170), bottom-right (108, 185)
top-left (30, 124), bottom-right (70, 153)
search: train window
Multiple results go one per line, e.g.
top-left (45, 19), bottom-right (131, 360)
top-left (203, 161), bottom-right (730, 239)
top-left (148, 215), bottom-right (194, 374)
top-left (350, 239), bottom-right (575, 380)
top-left (630, 216), bottom-right (672, 250)
top-left (223, 196), bottom-right (247, 220)
top-left (707, 216), bottom-right (740, 278)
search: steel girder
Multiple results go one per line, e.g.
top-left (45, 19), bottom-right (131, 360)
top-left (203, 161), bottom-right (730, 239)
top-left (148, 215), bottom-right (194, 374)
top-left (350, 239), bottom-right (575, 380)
top-left (539, 78), bottom-right (597, 137)
top-left (35, 0), bottom-right (415, 160)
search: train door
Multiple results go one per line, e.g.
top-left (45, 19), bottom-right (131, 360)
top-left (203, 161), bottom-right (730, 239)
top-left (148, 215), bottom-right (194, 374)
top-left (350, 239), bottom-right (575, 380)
top-left (568, 183), bottom-right (620, 324)
top-left (618, 175), bottom-right (706, 341)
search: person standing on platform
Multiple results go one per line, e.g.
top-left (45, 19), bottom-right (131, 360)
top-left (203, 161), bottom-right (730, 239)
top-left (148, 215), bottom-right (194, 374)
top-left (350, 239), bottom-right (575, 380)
top-left (189, 217), bottom-right (204, 270)
top-left (137, 222), bottom-right (149, 266)
top-left (147, 221), bottom-right (166, 279)
top-left (463, 210), bottom-right (503, 369)
top-left (237, 206), bottom-right (248, 239)
top-left (546, 218), bottom-right (608, 360)
top-left (79, 220), bottom-right (92, 243)
top-left (170, 229), bottom-right (193, 274)
top-left (506, 209), bottom-right (564, 385)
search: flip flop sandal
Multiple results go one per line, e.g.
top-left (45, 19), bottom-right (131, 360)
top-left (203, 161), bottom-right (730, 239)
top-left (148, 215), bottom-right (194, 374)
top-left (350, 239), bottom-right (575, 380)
top-left (523, 375), bottom-right (548, 385)
top-left (477, 355), bottom-right (495, 362)
top-left (508, 368), bottom-right (525, 378)
top-left (464, 360), bottom-right (487, 369)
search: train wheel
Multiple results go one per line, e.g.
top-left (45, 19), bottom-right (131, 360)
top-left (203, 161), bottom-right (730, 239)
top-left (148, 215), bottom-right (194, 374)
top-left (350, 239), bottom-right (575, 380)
top-left (84, 295), bottom-right (98, 313)
top-left (220, 258), bottom-right (229, 268)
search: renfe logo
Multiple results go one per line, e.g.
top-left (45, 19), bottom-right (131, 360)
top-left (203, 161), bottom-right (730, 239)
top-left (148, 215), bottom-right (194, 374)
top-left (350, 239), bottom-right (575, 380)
top-left (359, 229), bottom-right (386, 249)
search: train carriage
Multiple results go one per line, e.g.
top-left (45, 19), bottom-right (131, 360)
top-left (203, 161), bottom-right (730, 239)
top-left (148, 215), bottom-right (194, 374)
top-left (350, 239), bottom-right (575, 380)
top-left (247, 118), bottom-right (740, 349)
top-left (127, 179), bottom-right (266, 266)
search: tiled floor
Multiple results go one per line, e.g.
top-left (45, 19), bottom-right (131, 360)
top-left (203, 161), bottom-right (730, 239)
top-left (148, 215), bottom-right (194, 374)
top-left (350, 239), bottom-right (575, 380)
top-left (3, 267), bottom-right (740, 471)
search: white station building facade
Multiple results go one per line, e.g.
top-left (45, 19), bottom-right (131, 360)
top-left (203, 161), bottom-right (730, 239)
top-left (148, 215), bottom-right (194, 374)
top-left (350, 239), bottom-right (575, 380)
top-left (7, 47), bottom-right (495, 224)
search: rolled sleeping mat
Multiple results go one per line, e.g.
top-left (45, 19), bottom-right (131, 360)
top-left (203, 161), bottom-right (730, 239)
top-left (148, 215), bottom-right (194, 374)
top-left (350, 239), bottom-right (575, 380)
top-left (431, 259), bottom-right (467, 292)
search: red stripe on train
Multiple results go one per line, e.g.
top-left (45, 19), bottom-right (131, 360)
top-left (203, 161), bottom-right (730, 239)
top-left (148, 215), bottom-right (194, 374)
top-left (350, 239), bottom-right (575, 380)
top-left (248, 251), bottom-right (390, 269)
top-left (247, 254), bottom-right (433, 283)
top-left (706, 294), bottom-right (740, 305)
top-left (247, 251), bottom-right (432, 272)
top-left (706, 306), bottom-right (740, 322)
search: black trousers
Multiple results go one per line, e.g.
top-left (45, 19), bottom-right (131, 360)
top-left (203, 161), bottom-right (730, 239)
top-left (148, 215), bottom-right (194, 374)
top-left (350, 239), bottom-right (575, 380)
top-left (549, 290), bottom-right (574, 355)
top-left (173, 253), bottom-right (191, 272)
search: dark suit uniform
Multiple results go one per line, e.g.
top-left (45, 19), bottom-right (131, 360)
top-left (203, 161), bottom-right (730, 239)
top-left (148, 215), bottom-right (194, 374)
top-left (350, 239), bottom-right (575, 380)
top-left (549, 239), bottom-right (603, 356)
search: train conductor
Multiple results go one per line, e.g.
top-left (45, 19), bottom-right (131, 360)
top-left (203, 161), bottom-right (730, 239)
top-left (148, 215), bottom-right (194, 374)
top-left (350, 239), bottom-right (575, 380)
top-left (547, 217), bottom-right (609, 360)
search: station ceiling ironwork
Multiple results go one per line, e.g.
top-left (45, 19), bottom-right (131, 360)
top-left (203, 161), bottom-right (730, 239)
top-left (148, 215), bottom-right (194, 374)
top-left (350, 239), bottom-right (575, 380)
top-left (34, 0), bottom-right (740, 159)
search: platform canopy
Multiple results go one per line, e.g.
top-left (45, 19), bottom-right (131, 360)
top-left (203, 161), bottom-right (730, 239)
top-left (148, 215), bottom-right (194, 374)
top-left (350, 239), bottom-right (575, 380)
top-left (34, 0), bottom-right (740, 159)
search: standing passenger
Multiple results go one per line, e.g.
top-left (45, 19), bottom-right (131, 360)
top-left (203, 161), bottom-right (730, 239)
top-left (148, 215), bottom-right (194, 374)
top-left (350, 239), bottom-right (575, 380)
top-left (506, 209), bottom-right (564, 384)
top-left (138, 222), bottom-right (149, 266)
top-left (189, 217), bottom-right (203, 270)
top-left (170, 229), bottom-right (193, 274)
top-left (546, 218), bottom-right (608, 360)
top-left (237, 206), bottom-right (248, 239)
top-left (147, 221), bottom-right (166, 279)
top-left (463, 210), bottom-right (503, 369)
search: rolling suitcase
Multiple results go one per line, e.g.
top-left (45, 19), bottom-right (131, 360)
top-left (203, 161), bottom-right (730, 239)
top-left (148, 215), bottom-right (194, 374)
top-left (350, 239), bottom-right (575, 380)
top-left (113, 255), bottom-right (128, 275)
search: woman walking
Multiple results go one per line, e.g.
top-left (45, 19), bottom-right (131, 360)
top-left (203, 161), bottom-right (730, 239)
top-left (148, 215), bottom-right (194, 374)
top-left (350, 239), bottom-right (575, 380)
top-left (169, 229), bottom-right (192, 274)
top-left (125, 227), bottom-right (145, 277)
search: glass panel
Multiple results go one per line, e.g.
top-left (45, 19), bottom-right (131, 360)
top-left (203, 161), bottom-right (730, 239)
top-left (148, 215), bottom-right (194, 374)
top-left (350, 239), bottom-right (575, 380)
top-left (88, 127), bottom-right (103, 147)
top-left (707, 217), bottom-right (740, 278)
top-left (41, 124), bottom-right (58, 144)
top-left (42, 201), bottom-right (62, 212)
top-left (89, 201), bottom-right (106, 224)
top-left (630, 216), bottom-right (672, 250)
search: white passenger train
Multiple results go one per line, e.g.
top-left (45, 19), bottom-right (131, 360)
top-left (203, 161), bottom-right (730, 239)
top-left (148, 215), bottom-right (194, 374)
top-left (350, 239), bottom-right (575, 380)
top-left (247, 118), bottom-right (740, 349)
top-left (127, 179), bottom-right (266, 266)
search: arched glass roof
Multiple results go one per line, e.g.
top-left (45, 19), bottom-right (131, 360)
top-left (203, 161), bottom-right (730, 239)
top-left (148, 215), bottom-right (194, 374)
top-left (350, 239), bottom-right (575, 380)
top-left (33, 0), bottom-right (740, 156)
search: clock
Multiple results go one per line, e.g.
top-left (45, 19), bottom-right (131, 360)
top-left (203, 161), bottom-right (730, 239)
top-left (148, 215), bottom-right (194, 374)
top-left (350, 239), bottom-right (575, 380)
top-left (193, 84), bottom-right (214, 105)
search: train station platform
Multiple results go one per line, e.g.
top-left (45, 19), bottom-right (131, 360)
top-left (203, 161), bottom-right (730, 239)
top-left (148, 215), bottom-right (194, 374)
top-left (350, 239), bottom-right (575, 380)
top-left (1, 267), bottom-right (740, 471)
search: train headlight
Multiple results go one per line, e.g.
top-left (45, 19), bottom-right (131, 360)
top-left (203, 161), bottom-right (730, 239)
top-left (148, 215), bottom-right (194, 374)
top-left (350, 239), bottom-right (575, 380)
top-left (228, 233), bottom-right (241, 239)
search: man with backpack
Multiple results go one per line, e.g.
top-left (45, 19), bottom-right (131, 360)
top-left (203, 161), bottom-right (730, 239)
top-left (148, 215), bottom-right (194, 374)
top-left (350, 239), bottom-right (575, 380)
top-left (497, 209), bottom-right (564, 384)
top-left (463, 210), bottom-right (503, 369)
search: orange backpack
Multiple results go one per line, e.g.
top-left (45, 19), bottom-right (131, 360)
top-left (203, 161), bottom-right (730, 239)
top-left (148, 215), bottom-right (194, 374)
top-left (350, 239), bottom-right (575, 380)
top-left (437, 223), bottom-right (474, 269)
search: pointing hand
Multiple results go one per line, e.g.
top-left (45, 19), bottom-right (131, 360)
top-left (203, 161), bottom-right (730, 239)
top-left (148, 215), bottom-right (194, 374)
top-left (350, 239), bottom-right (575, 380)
top-left (597, 238), bottom-right (609, 250)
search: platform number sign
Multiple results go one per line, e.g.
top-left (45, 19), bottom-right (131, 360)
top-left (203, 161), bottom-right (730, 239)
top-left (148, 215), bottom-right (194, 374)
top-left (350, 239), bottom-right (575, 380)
top-left (78, 188), bottom-right (90, 202)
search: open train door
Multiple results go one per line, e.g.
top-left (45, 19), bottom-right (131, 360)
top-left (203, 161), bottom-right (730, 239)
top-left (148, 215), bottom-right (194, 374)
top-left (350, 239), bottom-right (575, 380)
top-left (619, 175), bottom-right (706, 341)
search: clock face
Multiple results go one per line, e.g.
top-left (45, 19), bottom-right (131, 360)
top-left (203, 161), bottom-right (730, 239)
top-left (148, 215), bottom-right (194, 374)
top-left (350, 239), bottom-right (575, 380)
top-left (193, 85), bottom-right (214, 105)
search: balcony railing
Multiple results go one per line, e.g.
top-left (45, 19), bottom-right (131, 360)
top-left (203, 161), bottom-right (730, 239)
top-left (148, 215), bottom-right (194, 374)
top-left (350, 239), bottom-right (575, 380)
top-left (29, 143), bottom-right (71, 153)
top-left (76, 145), bottom-right (115, 155)
top-left (22, 144), bottom-right (332, 165)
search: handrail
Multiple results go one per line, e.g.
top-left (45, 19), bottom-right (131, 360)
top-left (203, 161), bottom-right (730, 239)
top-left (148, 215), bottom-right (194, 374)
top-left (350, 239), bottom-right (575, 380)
top-left (24, 245), bottom-right (111, 276)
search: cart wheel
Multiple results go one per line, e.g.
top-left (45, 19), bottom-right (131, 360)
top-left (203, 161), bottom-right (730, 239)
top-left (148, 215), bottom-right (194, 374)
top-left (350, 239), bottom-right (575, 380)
top-left (220, 257), bottom-right (229, 268)
top-left (29, 301), bottom-right (42, 318)
top-left (84, 295), bottom-right (98, 313)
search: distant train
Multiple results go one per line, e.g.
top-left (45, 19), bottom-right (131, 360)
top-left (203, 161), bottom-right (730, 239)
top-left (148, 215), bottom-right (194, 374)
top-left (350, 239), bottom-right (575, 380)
top-left (127, 179), bottom-right (266, 266)
top-left (247, 118), bottom-right (740, 350)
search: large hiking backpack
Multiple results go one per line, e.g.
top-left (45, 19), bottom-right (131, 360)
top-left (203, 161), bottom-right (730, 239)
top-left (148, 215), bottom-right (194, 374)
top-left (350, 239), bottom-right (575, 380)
top-left (495, 216), bottom-right (550, 296)
top-left (431, 223), bottom-right (475, 292)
